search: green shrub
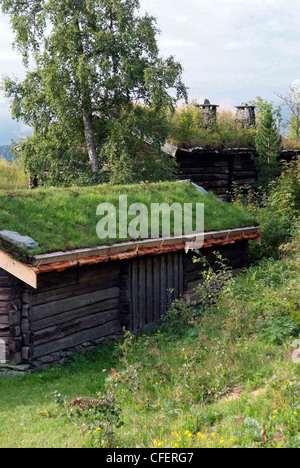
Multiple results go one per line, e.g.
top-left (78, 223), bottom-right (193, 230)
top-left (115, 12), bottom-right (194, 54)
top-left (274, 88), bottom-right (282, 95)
top-left (52, 386), bottom-right (124, 448)
top-left (231, 158), bottom-right (300, 262)
top-left (256, 315), bottom-right (298, 345)
top-left (162, 299), bottom-right (198, 334)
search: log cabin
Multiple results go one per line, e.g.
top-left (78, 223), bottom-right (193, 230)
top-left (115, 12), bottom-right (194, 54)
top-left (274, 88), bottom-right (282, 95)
top-left (0, 181), bottom-right (260, 368)
top-left (161, 143), bottom-right (299, 200)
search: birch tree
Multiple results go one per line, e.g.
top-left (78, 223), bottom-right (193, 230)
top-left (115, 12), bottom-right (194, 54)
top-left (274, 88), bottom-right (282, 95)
top-left (1, 0), bottom-right (186, 183)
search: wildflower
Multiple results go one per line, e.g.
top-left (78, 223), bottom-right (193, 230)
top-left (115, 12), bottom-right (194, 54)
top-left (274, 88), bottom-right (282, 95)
top-left (153, 440), bottom-right (163, 447)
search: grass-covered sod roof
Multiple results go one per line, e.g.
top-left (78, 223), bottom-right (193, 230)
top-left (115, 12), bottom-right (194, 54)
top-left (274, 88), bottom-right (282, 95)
top-left (0, 181), bottom-right (258, 256)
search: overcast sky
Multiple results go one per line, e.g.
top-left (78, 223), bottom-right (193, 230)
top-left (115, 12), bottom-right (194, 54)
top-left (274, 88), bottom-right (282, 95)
top-left (0, 0), bottom-right (299, 145)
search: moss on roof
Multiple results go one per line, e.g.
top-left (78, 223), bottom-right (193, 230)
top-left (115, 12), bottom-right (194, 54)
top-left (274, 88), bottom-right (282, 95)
top-left (0, 181), bottom-right (258, 258)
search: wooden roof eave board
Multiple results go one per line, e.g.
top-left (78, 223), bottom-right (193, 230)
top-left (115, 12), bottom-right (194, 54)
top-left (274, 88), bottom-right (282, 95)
top-left (0, 250), bottom-right (37, 289)
top-left (0, 226), bottom-right (261, 288)
top-left (30, 226), bottom-right (261, 267)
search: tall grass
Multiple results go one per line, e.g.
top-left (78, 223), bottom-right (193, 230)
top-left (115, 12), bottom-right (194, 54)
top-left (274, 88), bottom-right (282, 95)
top-left (0, 159), bottom-right (28, 190)
top-left (168, 105), bottom-right (300, 150)
top-left (168, 106), bottom-right (257, 149)
top-left (282, 136), bottom-right (300, 150)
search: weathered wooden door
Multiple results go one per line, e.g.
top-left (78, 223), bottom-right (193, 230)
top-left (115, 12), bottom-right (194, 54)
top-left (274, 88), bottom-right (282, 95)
top-left (128, 251), bottom-right (184, 332)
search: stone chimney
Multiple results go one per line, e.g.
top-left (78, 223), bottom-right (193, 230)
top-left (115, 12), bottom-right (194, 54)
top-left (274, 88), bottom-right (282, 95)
top-left (195, 99), bottom-right (219, 126)
top-left (235, 102), bottom-right (256, 127)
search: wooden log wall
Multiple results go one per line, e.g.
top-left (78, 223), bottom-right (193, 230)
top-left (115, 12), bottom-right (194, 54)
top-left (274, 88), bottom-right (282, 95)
top-left (1, 240), bottom-right (251, 368)
top-left (0, 268), bottom-right (23, 365)
top-left (176, 148), bottom-right (257, 199)
top-left (176, 148), bottom-right (299, 200)
top-left (21, 262), bottom-right (122, 366)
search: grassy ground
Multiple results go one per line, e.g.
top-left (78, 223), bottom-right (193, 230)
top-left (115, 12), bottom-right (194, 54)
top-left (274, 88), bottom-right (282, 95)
top-left (0, 234), bottom-right (299, 448)
top-left (0, 181), bottom-right (257, 256)
top-left (0, 345), bottom-right (116, 448)
top-left (0, 159), bottom-right (28, 190)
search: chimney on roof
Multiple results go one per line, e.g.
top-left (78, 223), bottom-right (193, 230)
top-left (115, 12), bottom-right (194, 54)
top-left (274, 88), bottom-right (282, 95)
top-left (235, 102), bottom-right (256, 127)
top-left (195, 99), bottom-right (219, 126)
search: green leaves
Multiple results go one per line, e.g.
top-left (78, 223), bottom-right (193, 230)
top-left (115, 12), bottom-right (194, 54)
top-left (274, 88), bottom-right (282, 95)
top-left (254, 101), bottom-right (283, 188)
top-left (1, 0), bottom-right (187, 184)
top-left (0, 0), bottom-right (46, 62)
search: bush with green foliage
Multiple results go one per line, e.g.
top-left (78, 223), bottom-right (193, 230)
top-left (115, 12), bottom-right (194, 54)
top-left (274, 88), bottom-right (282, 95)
top-left (15, 122), bottom-right (177, 187)
top-left (161, 299), bottom-right (199, 334)
top-left (231, 158), bottom-right (300, 262)
top-left (253, 103), bottom-right (283, 187)
top-left (52, 387), bottom-right (124, 448)
top-left (250, 96), bottom-right (283, 127)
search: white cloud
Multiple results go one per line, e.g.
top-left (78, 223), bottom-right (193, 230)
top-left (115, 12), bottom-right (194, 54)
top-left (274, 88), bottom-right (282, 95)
top-left (225, 41), bottom-right (258, 51)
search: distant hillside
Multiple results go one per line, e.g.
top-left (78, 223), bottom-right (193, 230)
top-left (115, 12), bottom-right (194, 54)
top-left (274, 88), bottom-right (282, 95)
top-left (0, 146), bottom-right (14, 160)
